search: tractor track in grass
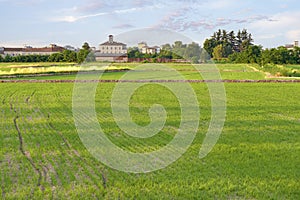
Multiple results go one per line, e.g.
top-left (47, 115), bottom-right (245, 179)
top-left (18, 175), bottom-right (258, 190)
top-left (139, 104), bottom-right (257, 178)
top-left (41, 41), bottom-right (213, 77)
top-left (1, 79), bottom-right (300, 83)
top-left (12, 106), bottom-right (43, 195)
top-left (46, 95), bottom-right (108, 190)
top-left (10, 92), bottom-right (51, 197)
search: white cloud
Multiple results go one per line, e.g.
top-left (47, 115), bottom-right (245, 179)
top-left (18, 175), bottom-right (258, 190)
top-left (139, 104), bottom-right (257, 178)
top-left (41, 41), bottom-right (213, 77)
top-left (0, 39), bottom-right (45, 47)
top-left (50, 3), bottom-right (161, 23)
top-left (112, 24), bottom-right (135, 29)
top-left (250, 12), bottom-right (300, 30)
top-left (249, 11), bottom-right (300, 44)
top-left (51, 12), bottom-right (108, 23)
top-left (155, 6), bottom-right (270, 33)
top-left (203, 0), bottom-right (236, 9)
top-left (286, 30), bottom-right (300, 41)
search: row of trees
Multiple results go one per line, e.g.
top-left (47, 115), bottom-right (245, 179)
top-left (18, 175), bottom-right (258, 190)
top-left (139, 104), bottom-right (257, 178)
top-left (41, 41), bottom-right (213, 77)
top-left (1, 35), bottom-right (299, 65)
top-left (228, 45), bottom-right (300, 65)
top-left (204, 29), bottom-right (300, 65)
top-left (204, 29), bottom-right (253, 58)
top-left (128, 41), bottom-right (204, 63)
top-left (0, 43), bottom-right (91, 63)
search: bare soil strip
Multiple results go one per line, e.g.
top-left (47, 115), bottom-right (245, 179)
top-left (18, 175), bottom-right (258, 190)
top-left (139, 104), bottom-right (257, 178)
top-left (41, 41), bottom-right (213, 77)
top-left (11, 94), bottom-right (45, 196)
top-left (1, 79), bottom-right (300, 83)
top-left (13, 113), bottom-right (43, 188)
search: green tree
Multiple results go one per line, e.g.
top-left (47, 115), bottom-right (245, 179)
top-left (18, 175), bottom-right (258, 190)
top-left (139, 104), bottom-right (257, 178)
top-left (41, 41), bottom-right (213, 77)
top-left (77, 49), bottom-right (90, 63)
top-left (127, 47), bottom-right (140, 58)
top-left (203, 38), bottom-right (217, 57)
top-left (229, 45), bottom-right (262, 63)
top-left (62, 50), bottom-right (77, 62)
top-left (159, 44), bottom-right (172, 59)
top-left (4, 54), bottom-right (12, 62)
top-left (200, 50), bottom-right (210, 63)
top-left (77, 42), bottom-right (92, 63)
top-left (48, 53), bottom-right (64, 62)
top-left (212, 44), bottom-right (224, 61)
top-left (172, 41), bottom-right (186, 58)
top-left (292, 46), bottom-right (300, 64)
top-left (204, 29), bottom-right (254, 59)
top-left (184, 42), bottom-right (201, 63)
top-left (82, 42), bottom-right (90, 51)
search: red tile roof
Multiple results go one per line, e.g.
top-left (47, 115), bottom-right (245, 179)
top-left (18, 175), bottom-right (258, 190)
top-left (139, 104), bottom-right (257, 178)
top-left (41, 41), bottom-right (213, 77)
top-left (100, 41), bottom-right (126, 46)
top-left (3, 46), bottom-right (65, 53)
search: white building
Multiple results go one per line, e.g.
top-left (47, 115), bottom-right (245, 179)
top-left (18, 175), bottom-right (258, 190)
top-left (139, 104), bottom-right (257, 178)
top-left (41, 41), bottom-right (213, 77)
top-left (285, 41), bottom-right (299, 50)
top-left (138, 42), bottom-right (160, 54)
top-left (94, 35), bottom-right (128, 62)
top-left (0, 44), bottom-right (65, 57)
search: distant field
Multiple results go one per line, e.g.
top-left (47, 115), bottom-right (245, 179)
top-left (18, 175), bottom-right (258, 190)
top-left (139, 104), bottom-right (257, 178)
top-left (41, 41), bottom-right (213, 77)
top-left (285, 65), bottom-right (300, 70)
top-left (0, 62), bottom-right (266, 80)
top-left (0, 63), bottom-right (299, 199)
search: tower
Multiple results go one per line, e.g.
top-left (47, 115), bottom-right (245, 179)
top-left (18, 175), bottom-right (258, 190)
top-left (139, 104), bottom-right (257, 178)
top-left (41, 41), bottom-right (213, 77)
top-left (295, 41), bottom-right (299, 47)
top-left (109, 35), bottom-right (113, 43)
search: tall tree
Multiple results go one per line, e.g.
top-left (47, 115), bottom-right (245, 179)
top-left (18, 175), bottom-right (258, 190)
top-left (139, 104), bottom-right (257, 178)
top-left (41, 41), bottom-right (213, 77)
top-left (159, 44), bottom-right (172, 59)
top-left (204, 29), bottom-right (255, 59)
top-left (77, 49), bottom-right (90, 63)
top-left (172, 41), bottom-right (186, 59)
top-left (203, 38), bottom-right (217, 57)
top-left (212, 44), bottom-right (224, 61)
top-left (184, 42), bottom-right (201, 63)
top-left (82, 42), bottom-right (90, 51)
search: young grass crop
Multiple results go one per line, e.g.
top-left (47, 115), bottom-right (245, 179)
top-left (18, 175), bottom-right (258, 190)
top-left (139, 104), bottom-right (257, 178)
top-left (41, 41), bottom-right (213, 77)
top-left (0, 62), bottom-right (132, 76)
top-left (0, 64), bottom-right (299, 199)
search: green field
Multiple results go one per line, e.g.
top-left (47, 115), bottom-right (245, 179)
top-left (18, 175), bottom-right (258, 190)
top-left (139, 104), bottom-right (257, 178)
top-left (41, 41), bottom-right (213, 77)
top-left (0, 63), bottom-right (266, 80)
top-left (0, 63), bottom-right (300, 199)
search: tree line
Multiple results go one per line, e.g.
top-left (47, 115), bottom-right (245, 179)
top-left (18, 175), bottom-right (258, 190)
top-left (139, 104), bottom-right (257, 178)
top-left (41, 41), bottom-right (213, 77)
top-left (1, 34), bottom-right (299, 65)
top-left (203, 29), bottom-right (300, 65)
top-left (0, 42), bottom-right (91, 63)
top-left (128, 41), bottom-right (204, 63)
top-left (204, 29), bottom-right (253, 59)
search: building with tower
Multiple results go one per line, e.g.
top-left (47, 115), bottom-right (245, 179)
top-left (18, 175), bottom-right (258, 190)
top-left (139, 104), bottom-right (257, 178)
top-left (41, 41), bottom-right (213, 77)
top-left (285, 40), bottom-right (299, 50)
top-left (94, 35), bottom-right (128, 62)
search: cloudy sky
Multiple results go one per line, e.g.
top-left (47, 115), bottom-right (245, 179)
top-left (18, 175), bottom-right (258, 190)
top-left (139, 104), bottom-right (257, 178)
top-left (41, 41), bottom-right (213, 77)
top-left (0, 0), bottom-right (299, 48)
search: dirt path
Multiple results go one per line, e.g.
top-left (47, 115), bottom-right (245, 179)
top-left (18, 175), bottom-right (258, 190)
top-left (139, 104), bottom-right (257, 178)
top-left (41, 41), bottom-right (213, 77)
top-left (1, 79), bottom-right (300, 83)
top-left (248, 65), bottom-right (300, 79)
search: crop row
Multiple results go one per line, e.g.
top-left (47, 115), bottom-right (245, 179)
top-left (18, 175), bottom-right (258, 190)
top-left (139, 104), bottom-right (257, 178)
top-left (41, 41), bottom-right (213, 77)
top-left (1, 79), bottom-right (300, 83)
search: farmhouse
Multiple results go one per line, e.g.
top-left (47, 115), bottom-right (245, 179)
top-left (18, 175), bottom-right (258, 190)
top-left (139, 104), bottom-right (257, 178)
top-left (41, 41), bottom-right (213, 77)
top-left (0, 44), bottom-right (65, 56)
top-left (138, 42), bottom-right (160, 54)
top-left (285, 40), bottom-right (299, 50)
top-left (94, 35), bottom-right (128, 62)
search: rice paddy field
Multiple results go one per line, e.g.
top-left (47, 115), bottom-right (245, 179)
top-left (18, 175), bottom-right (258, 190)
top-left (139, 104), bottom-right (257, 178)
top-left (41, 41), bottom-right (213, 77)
top-left (0, 63), bottom-right (299, 199)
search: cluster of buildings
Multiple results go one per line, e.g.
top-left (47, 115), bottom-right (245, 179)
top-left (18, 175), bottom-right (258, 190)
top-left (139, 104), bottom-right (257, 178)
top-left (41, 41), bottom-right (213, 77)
top-left (94, 35), bottom-right (128, 62)
top-left (0, 44), bottom-right (65, 57)
top-left (138, 42), bottom-right (160, 54)
top-left (0, 35), bottom-right (161, 62)
top-left (94, 35), bottom-right (161, 62)
top-left (285, 40), bottom-right (299, 50)
top-left (2, 36), bottom-right (298, 62)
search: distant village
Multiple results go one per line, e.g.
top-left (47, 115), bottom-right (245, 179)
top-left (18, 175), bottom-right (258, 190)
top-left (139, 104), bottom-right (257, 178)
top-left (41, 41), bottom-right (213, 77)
top-left (0, 35), bottom-right (164, 63)
top-left (0, 33), bottom-right (299, 64)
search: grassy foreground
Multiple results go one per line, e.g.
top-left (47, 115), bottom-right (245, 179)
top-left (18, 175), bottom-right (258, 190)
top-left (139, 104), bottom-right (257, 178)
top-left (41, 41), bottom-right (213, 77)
top-left (0, 63), bottom-right (299, 199)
